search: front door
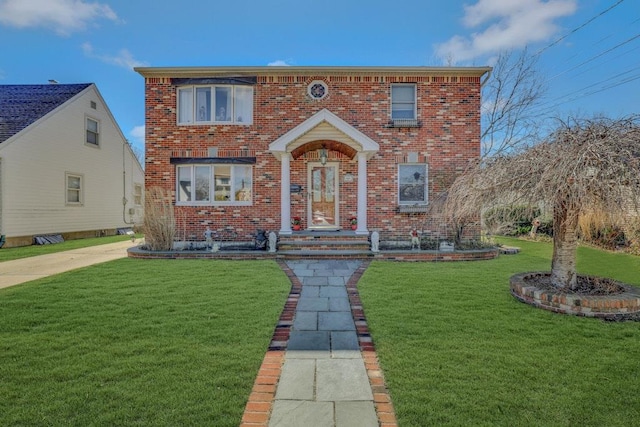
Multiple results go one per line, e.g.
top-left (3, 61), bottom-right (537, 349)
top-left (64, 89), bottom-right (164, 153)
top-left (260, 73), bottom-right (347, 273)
top-left (308, 163), bottom-right (339, 230)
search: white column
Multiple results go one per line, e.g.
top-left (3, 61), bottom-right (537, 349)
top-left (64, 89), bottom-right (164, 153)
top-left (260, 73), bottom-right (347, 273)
top-left (280, 154), bottom-right (292, 235)
top-left (355, 152), bottom-right (368, 235)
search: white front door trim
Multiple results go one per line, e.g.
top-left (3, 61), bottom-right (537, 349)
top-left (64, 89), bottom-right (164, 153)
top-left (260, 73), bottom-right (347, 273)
top-left (268, 109), bottom-right (379, 235)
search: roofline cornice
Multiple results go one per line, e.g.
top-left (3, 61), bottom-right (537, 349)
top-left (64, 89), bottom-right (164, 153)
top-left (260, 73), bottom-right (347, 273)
top-left (134, 65), bottom-right (492, 78)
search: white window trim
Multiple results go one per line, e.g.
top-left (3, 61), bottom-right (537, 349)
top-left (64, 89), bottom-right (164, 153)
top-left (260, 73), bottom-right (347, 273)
top-left (175, 164), bottom-right (253, 206)
top-left (177, 84), bottom-right (253, 126)
top-left (133, 183), bottom-right (143, 206)
top-left (85, 116), bottom-right (100, 147)
top-left (390, 83), bottom-right (417, 121)
top-left (398, 163), bottom-right (428, 206)
top-left (65, 172), bottom-right (84, 206)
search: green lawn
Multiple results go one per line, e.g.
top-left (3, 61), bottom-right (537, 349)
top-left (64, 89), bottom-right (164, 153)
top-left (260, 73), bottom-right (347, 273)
top-left (359, 238), bottom-right (640, 427)
top-left (0, 235), bottom-right (138, 262)
top-left (3, 238), bottom-right (639, 426)
top-left (0, 259), bottom-right (290, 426)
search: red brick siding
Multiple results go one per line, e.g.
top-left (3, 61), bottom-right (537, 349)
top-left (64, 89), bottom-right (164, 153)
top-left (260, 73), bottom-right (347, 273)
top-left (143, 73), bottom-right (481, 241)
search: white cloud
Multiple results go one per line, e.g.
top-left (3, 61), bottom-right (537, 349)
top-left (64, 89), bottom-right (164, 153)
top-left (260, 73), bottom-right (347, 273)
top-left (130, 125), bottom-right (145, 143)
top-left (268, 60), bottom-right (292, 66)
top-left (82, 42), bottom-right (148, 70)
top-left (435, 0), bottom-right (577, 64)
top-left (128, 125), bottom-right (145, 162)
top-left (0, 0), bottom-right (119, 36)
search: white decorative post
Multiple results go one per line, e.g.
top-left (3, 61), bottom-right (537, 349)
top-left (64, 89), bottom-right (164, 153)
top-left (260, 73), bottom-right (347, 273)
top-left (280, 154), bottom-right (292, 234)
top-left (356, 152), bottom-right (368, 234)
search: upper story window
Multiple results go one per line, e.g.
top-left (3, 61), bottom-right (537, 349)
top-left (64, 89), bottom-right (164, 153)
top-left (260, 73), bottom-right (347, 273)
top-left (86, 117), bottom-right (99, 146)
top-left (391, 84), bottom-right (417, 119)
top-left (389, 84), bottom-right (421, 128)
top-left (177, 85), bottom-right (253, 125)
top-left (398, 164), bottom-right (427, 205)
top-left (176, 164), bottom-right (252, 206)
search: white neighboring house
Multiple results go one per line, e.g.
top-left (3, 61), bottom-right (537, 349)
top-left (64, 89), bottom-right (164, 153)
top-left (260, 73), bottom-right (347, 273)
top-left (0, 83), bottom-right (144, 248)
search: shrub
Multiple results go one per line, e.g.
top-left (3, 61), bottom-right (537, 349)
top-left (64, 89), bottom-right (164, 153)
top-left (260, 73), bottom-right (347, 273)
top-left (483, 205), bottom-right (541, 236)
top-left (142, 187), bottom-right (176, 251)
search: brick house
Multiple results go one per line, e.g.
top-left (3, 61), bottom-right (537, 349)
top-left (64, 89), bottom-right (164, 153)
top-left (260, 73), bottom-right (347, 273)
top-left (134, 66), bottom-right (490, 246)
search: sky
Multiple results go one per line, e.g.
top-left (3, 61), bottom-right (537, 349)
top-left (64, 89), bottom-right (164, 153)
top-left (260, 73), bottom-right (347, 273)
top-left (0, 0), bottom-right (638, 156)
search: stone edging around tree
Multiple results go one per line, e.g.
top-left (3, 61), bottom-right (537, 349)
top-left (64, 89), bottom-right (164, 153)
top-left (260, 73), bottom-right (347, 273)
top-left (510, 272), bottom-right (640, 320)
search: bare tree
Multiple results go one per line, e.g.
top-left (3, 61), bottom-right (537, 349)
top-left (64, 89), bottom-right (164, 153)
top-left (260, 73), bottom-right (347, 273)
top-left (446, 115), bottom-right (640, 290)
top-left (481, 49), bottom-right (546, 157)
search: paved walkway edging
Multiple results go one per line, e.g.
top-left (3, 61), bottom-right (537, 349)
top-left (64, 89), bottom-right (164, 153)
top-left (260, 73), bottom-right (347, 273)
top-left (241, 260), bottom-right (398, 427)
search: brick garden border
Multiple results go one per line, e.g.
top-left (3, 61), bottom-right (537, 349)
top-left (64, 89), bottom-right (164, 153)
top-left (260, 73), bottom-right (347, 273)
top-left (240, 260), bottom-right (398, 427)
top-left (510, 272), bottom-right (640, 319)
top-left (128, 246), bottom-right (499, 261)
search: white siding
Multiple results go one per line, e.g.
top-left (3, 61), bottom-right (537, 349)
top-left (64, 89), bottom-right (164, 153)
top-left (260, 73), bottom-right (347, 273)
top-left (0, 85), bottom-right (144, 238)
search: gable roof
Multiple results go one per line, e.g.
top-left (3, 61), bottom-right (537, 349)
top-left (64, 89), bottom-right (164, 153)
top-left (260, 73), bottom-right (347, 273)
top-left (0, 83), bottom-right (92, 144)
top-left (269, 109), bottom-right (379, 160)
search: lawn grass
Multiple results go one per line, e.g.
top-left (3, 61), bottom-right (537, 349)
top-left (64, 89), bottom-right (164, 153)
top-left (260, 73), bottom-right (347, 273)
top-left (359, 237), bottom-right (640, 426)
top-left (0, 259), bottom-right (290, 426)
top-left (0, 235), bottom-right (137, 262)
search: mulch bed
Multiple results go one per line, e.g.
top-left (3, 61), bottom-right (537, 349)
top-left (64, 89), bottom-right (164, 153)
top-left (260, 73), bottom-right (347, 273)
top-left (523, 272), bottom-right (629, 296)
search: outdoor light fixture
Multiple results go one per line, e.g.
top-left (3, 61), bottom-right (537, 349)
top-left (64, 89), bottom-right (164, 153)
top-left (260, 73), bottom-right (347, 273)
top-left (320, 147), bottom-right (328, 165)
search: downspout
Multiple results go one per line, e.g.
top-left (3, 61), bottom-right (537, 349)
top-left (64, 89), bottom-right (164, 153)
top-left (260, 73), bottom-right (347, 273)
top-left (122, 142), bottom-right (134, 225)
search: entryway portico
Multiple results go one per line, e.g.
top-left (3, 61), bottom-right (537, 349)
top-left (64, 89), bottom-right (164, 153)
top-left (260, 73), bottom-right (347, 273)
top-left (268, 109), bottom-right (379, 235)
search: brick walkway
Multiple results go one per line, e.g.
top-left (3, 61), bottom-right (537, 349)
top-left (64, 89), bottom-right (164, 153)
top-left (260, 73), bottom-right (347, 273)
top-left (241, 260), bottom-right (397, 427)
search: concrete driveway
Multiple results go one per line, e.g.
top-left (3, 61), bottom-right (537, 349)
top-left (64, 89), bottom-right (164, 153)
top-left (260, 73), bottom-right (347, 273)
top-left (0, 240), bottom-right (134, 289)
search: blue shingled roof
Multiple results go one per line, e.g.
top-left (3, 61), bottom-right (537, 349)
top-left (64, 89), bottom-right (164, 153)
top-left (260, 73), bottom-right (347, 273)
top-left (0, 83), bottom-right (92, 144)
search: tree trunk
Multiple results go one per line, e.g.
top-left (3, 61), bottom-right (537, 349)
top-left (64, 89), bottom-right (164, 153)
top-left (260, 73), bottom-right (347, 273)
top-left (550, 199), bottom-right (579, 290)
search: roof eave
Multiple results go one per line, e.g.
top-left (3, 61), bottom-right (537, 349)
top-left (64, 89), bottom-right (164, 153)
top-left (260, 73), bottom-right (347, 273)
top-left (134, 65), bottom-right (492, 78)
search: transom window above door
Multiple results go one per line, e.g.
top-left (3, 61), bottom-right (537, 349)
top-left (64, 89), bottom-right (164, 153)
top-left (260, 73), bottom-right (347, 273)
top-left (177, 85), bottom-right (253, 125)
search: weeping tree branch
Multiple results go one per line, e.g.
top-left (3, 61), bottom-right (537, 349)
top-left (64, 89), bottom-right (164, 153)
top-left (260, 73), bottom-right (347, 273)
top-left (446, 115), bottom-right (640, 289)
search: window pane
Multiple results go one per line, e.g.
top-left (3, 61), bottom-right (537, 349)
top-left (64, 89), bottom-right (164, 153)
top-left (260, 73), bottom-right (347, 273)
top-left (178, 88), bottom-right (194, 124)
top-left (214, 165), bottom-right (231, 201)
top-left (233, 166), bottom-right (252, 202)
top-left (67, 190), bottom-right (80, 203)
top-left (234, 86), bottom-right (253, 123)
top-left (86, 130), bottom-right (98, 145)
top-left (87, 118), bottom-right (98, 132)
top-left (215, 87), bottom-right (232, 121)
top-left (393, 85), bottom-right (414, 102)
top-left (177, 166), bottom-right (192, 201)
top-left (399, 165), bottom-right (427, 203)
top-left (68, 176), bottom-right (81, 189)
top-left (195, 87), bottom-right (211, 122)
top-left (195, 166), bottom-right (210, 201)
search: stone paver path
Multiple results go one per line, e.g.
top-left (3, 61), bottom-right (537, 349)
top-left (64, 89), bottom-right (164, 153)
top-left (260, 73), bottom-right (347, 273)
top-left (241, 259), bottom-right (397, 427)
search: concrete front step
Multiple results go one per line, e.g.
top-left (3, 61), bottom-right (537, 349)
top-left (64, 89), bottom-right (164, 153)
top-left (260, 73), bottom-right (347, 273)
top-left (279, 240), bottom-right (370, 251)
top-left (277, 250), bottom-right (374, 259)
top-left (279, 231), bottom-right (371, 252)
